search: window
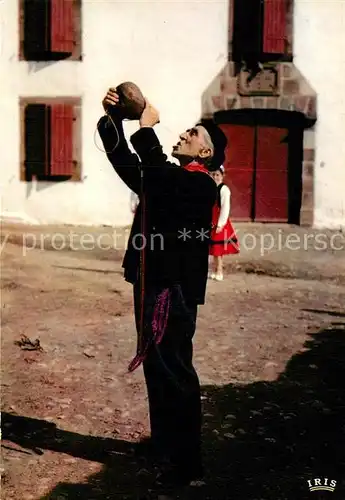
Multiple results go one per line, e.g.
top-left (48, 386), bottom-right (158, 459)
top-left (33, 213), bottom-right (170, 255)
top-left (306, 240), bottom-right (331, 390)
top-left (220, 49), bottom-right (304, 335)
top-left (19, 0), bottom-right (82, 61)
top-left (20, 98), bottom-right (81, 181)
top-left (232, 0), bottom-right (290, 67)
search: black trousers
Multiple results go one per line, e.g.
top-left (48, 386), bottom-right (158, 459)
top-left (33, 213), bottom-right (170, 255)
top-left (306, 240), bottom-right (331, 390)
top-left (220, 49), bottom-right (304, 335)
top-left (133, 283), bottom-right (203, 477)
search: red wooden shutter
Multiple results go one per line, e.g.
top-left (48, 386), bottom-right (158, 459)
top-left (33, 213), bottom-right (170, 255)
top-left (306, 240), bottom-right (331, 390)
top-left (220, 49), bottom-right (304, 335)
top-left (51, 0), bottom-right (74, 54)
top-left (255, 126), bottom-right (288, 221)
top-left (50, 104), bottom-right (74, 176)
top-left (219, 124), bottom-right (255, 221)
top-left (263, 0), bottom-right (286, 54)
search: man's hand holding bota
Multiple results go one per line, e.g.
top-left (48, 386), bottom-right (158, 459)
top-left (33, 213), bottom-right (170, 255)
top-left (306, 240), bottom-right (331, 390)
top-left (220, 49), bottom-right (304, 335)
top-left (102, 88), bottom-right (159, 127)
top-left (139, 99), bottom-right (160, 128)
top-left (102, 88), bottom-right (119, 114)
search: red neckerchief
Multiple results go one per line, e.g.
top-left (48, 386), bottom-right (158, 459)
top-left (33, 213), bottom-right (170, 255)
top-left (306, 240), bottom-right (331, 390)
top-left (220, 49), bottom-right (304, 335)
top-left (183, 161), bottom-right (209, 174)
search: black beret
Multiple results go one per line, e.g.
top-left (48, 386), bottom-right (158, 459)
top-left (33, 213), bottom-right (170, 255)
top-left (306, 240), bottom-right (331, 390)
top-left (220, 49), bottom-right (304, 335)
top-left (197, 118), bottom-right (227, 171)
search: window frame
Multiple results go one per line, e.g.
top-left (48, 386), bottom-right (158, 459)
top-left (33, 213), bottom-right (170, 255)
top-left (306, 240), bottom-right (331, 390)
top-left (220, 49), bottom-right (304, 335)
top-left (228, 0), bottom-right (293, 64)
top-left (19, 97), bottom-right (82, 182)
top-left (18, 0), bottom-right (82, 62)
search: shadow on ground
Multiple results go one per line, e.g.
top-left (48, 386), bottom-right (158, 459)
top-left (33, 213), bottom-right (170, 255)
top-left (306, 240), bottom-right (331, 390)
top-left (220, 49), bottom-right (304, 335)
top-left (301, 308), bottom-right (345, 318)
top-left (52, 265), bottom-right (123, 275)
top-left (3, 323), bottom-right (345, 499)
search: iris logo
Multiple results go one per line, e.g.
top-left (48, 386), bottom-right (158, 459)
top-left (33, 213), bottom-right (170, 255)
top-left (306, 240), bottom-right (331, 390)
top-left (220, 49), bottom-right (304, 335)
top-left (307, 478), bottom-right (337, 493)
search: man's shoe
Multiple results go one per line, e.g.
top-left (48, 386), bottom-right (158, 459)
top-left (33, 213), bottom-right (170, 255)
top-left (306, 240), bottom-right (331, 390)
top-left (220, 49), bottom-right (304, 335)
top-left (155, 465), bottom-right (204, 488)
top-left (132, 437), bottom-right (157, 457)
top-left (133, 437), bottom-right (171, 466)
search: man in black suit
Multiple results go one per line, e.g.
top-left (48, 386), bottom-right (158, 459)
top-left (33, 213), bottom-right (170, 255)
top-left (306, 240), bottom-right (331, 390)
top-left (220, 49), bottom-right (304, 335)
top-left (97, 89), bottom-right (227, 487)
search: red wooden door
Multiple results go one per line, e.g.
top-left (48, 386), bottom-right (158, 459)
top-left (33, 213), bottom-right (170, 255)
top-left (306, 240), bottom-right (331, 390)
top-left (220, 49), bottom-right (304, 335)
top-left (219, 124), bottom-right (255, 221)
top-left (255, 126), bottom-right (288, 221)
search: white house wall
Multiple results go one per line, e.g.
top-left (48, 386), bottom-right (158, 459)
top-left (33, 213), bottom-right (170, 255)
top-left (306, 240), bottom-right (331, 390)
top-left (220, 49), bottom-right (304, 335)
top-left (1, 0), bottom-right (345, 228)
top-left (294, 0), bottom-right (345, 229)
top-left (0, 0), bottom-right (228, 226)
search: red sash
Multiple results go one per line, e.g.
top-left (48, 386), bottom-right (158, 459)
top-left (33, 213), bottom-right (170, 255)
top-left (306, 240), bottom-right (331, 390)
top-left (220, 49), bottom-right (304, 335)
top-left (183, 161), bottom-right (209, 174)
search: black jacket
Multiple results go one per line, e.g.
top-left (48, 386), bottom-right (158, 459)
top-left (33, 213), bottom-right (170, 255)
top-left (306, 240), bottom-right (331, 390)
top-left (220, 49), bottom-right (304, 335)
top-left (97, 114), bottom-right (217, 304)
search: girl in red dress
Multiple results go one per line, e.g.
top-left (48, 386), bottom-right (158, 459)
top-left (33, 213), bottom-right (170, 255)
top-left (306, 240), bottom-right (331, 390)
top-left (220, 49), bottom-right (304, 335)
top-left (209, 166), bottom-right (239, 281)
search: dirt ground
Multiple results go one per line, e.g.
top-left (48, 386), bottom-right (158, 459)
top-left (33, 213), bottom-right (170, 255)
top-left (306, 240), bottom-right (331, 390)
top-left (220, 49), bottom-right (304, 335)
top-left (1, 223), bottom-right (345, 499)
